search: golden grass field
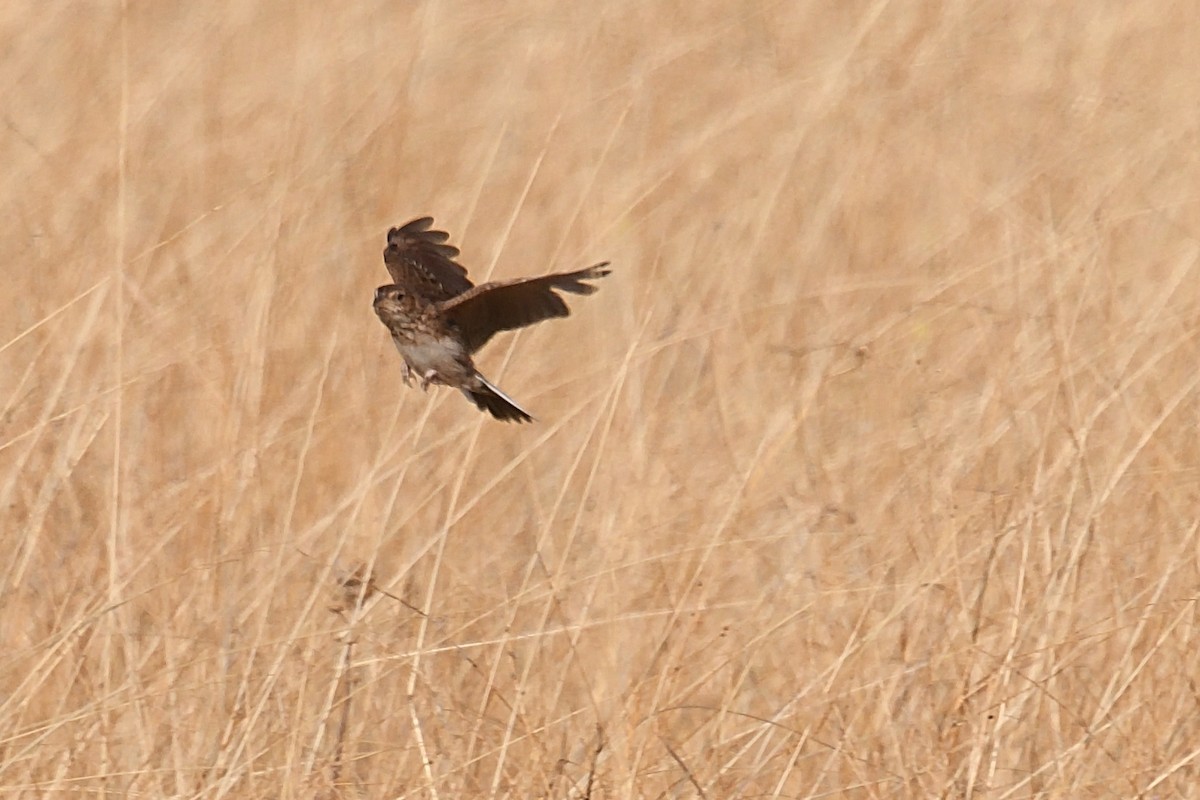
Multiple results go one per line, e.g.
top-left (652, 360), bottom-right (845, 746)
top-left (3, 2), bottom-right (1200, 797)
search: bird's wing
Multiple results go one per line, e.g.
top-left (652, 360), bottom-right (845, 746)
top-left (439, 263), bottom-right (610, 353)
top-left (383, 217), bottom-right (474, 300)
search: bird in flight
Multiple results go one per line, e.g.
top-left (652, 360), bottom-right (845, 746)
top-left (373, 217), bottom-right (610, 422)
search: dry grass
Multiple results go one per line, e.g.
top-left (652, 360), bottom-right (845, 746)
top-left (3, 2), bottom-right (1200, 797)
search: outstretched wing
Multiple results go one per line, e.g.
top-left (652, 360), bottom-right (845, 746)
top-left (439, 263), bottom-right (611, 353)
top-left (383, 217), bottom-right (474, 300)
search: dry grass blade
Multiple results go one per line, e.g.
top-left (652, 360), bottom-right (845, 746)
top-left (3, 3), bottom-right (1200, 798)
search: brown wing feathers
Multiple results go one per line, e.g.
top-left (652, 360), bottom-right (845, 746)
top-left (440, 263), bottom-right (611, 353)
top-left (384, 217), bottom-right (473, 298)
top-left (381, 216), bottom-right (610, 352)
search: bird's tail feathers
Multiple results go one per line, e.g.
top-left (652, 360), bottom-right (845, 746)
top-left (463, 373), bottom-right (533, 423)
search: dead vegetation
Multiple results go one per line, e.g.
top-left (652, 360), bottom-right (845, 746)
top-left (2, 2), bottom-right (1200, 797)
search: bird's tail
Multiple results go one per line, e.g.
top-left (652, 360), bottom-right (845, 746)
top-left (462, 373), bottom-right (533, 423)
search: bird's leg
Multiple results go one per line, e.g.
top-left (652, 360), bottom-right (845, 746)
top-left (400, 362), bottom-right (414, 387)
top-left (420, 369), bottom-right (439, 391)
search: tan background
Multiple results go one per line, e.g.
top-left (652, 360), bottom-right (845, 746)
top-left (3, 2), bottom-right (1200, 797)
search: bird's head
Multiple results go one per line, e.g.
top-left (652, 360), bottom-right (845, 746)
top-left (374, 284), bottom-right (402, 302)
top-left (373, 284), bottom-right (406, 314)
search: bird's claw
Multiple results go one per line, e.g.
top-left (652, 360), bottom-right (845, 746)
top-left (420, 370), bottom-right (438, 391)
top-left (400, 363), bottom-right (414, 387)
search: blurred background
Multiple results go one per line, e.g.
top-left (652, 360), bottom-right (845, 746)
top-left (3, 2), bottom-right (1199, 797)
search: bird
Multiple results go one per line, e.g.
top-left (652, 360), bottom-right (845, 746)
top-left (373, 217), bottom-right (610, 422)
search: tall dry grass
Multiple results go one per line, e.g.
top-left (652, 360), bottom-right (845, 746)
top-left (3, 2), bottom-right (1199, 797)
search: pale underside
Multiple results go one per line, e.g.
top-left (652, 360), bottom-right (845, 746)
top-left (390, 332), bottom-right (471, 387)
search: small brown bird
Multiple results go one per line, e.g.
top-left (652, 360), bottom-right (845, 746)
top-left (373, 217), bottom-right (610, 422)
